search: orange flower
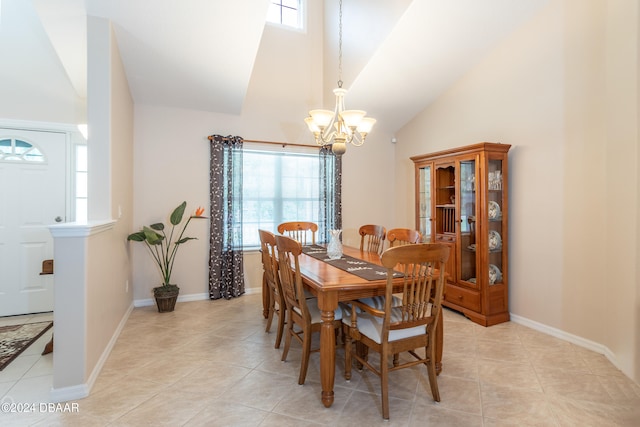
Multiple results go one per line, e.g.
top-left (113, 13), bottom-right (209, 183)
top-left (195, 206), bottom-right (205, 217)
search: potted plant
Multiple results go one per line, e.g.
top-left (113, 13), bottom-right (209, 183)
top-left (127, 201), bottom-right (205, 312)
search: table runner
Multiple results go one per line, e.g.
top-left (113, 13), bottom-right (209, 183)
top-left (302, 245), bottom-right (402, 281)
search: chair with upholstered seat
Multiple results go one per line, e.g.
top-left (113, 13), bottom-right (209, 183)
top-left (277, 221), bottom-right (318, 246)
top-left (359, 224), bottom-right (386, 255)
top-left (275, 234), bottom-right (342, 385)
top-left (259, 229), bottom-right (286, 349)
top-left (386, 228), bottom-right (422, 248)
top-left (342, 243), bottom-right (450, 420)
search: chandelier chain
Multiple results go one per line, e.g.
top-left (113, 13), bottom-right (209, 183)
top-left (304, 0), bottom-right (375, 154)
top-left (338, 0), bottom-right (343, 88)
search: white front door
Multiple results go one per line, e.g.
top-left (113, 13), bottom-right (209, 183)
top-left (0, 128), bottom-right (66, 316)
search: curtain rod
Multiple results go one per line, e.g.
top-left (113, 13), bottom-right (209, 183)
top-left (207, 136), bottom-right (319, 150)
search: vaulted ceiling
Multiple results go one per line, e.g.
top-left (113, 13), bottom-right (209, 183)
top-left (11, 0), bottom-right (549, 133)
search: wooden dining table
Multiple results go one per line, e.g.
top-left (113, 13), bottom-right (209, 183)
top-left (287, 244), bottom-right (444, 408)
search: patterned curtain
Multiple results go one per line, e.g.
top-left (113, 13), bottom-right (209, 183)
top-left (319, 146), bottom-right (342, 243)
top-left (209, 135), bottom-right (245, 299)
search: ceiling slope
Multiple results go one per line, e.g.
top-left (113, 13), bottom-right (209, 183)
top-left (83, 0), bottom-right (270, 114)
top-left (347, 0), bottom-right (550, 133)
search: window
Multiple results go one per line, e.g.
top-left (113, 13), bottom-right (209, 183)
top-left (74, 144), bottom-right (87, 222)
top-left (0, 138), bottom-right (44, 162)
top-left (267, 0), bottom-right (303, 29)
top-left (242, 145), bottom-right (325, 248)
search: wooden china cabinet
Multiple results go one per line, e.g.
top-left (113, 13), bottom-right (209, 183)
top-left (411, 142), bottom-right (510, 326)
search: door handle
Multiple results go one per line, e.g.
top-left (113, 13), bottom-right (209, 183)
top-left (55, 216), bottom-right (63, 223)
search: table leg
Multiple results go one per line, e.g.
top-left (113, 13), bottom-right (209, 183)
top-left (317, 293), bottom-right (338, 408)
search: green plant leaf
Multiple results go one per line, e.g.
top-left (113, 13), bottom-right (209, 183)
top-left (150, 223), bottom-right (164, 231)
top-left (176, 237), bottom-right (197, 245)
top-left (143, 226), bottom-right (164, 245)
top-left (127, 231), bottom-right (146, 241)
top-left (170, 201), bottom-right (187, 225)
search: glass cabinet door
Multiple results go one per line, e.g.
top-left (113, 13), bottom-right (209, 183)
top-left (417, 165), bottom-right (432, 242)
top-left (487, 158), bottom-right (505, 286)
top-left (459, 159), bottom-right (477, 286)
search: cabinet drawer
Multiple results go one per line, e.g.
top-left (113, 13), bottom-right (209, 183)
top-left (445, 284), bottom-right (481, 312)
top-left (436, 234), bottom-right (456, 243)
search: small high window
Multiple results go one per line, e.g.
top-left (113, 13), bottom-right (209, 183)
top-left (0, 138), bottom-right (45, 162)
top-left (267, 0), bottom-right (303, 29)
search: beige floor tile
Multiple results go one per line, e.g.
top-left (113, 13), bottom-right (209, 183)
top-left (547, 395), bottom-right (640, 427)
top-left (581, 351), bottom-right (629, 377)
top-left (480, 383), bottom-right (557, 425)
top-left (478, 358), bottom-right (542, 391)
top-left (528, 347), bottom-right (591, 374)
top-left (518, 329), bottom-right (573, 352)
top-left (421, 374), bottom-right (482, 415)
top-left (597, 374), bottom-right (640, 402)
top-left (273, 380), bottom-right (349, 425)
top-left (33, 410), bottom-right (106, 427)
top-left (443, 319), bottom-right (477, 338)
top-left (536, 369), bottom-right (614, 403)
top-left (444, 333), bottom-right (478, 356)
top-left (73, 378), bottom-right (169, 423)
top-left (441, 353), bottom-right (479, 380)
top-left (166, 360), bottom-right (252, 396)
top-left (222, 369), bottom-right (295, 412)
top-left (336, 388), bottom-right (413, 425)
top-left (477, 337), bottom-right (530, 363)
top-left (355, 365), bottom-right (421, 401)
top-left (109, 390), bottom-right (213, 426)
top-left (1, 294), bottom-right (638, 427)
top-left (259, 411), bottom-right (326, 427)
top-left (184, 399), bottom-right (269, 426)
top-left (410, 403), bottom-right (484, 427)
top-left (474, 321), bottom-right (522, 343)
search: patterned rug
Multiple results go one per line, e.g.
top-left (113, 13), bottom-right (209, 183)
top-left (0, 321), bottom-right (53, 371)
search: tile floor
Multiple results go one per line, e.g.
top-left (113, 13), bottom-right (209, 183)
top-left (1, 293), bottom-right (639, 426)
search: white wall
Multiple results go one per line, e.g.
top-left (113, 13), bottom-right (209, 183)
top-left (395, 0), bottom-right (639, 382)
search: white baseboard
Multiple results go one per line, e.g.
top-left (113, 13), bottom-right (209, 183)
top-left (510, 312), bottom-right (619, 370)
top-left (133, 286), bottom-right (261, 308)
top-left (49, 302), bottom-right (135, 403)
top-left (49, 383), bottom-right (90, 403)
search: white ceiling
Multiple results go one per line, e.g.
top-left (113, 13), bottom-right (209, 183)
top-left (17, 0), bottom-right (549, 133)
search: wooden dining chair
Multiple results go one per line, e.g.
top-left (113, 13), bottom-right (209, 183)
top-left (259, 229), bottom-right (286, 349)
top-left (342, 243), bottom-right (450, 420)
top-left (386, 228), bottom-right (422, 248)
top-left (277, 221), bottom-right (318, 246)
top-left (275, 234), bottom-right (342, 385)
top-left (359, 224), bottom-right (386, 255)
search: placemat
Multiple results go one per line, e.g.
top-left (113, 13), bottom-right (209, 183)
top-left (302, 245), bottom-right (402, 281)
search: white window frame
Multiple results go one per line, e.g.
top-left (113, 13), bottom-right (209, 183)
top-left (266, 0), bottom-right (306, 32)
top-left (241, 142), bottom-right (321, 249)
top-left (72, 142), bottom-right (87, 222)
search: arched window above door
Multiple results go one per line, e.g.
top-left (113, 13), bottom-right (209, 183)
top-left (0, 138), bottom-right (45, 162)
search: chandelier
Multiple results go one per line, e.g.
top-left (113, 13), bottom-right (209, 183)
top-left (304, 0), bottom-right (376, 155)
